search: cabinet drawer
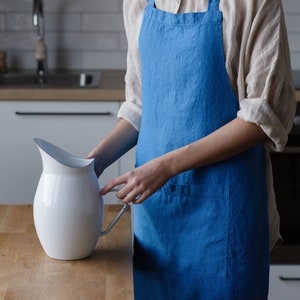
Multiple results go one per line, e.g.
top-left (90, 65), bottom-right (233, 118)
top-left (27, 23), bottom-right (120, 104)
top-left (0, 101), bottom-right (120, 204)
top-left (269, 265), bottom-right (300, 300)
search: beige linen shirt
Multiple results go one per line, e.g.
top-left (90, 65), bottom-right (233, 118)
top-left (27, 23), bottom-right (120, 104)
top-left (118, 0), bottom-right (297, 249)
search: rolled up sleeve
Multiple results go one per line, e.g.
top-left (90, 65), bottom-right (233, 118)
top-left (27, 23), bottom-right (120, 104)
top-left (117, 57), bottom-right (142, 131)
top-left (118, 0), bottom-right (146, 132)
top-left (237, 1), bottom-right (296, 152)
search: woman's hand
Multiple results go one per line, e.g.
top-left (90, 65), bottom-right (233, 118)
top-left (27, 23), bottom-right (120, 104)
top-left (101, 157), bottom-right (173, 204)
top-left (101, 117), bottom-right (267, 204)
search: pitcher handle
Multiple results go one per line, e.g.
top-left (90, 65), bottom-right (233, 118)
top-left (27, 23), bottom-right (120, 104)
top-left (99, 203), bottom-right (129, 236)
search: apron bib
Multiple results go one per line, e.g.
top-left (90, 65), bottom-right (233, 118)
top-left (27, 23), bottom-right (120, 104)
top-left (134, 0), bottom-right (269, 299)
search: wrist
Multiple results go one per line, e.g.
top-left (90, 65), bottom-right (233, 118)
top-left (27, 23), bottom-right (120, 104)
top-left (159, 150), bottom-right (183, 178)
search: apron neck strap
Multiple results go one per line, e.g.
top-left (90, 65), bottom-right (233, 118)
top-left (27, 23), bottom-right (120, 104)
top-left (149, 0), bottom-right (220, 11)
top-left (208, 0), bottom-right (220, 11)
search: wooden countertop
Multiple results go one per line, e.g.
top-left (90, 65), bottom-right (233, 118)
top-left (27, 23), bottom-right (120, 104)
top-left (271, 244), bottom-right (300, 265)
top-left (0, 69), bottom-right (299, 102)
top-left (296, 90), bottom-right (300, 102)
top-left (0, 70), bottom-right (125, 101)
top-left (0, 205), bottom-right (133, 300)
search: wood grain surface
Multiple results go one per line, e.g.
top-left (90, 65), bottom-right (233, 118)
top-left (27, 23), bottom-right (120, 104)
top-left (0, 205), bottom-right (133, 300)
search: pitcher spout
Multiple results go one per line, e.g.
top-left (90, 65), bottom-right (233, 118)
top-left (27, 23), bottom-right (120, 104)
top-left (34, 138), bottom-right (94, 173)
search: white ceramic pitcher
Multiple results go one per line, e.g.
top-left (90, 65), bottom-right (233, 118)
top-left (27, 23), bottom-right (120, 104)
top-left (33, 138), bottom-right (128, 260)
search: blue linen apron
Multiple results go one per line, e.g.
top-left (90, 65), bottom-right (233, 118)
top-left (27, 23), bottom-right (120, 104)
top-left (134, 0), bottom-right (270, 299)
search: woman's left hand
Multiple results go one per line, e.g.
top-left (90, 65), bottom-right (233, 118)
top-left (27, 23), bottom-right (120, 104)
top-left (100, 157), bottom-right (173, 204)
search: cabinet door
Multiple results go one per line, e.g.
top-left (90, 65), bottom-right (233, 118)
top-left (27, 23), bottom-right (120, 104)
top-left (0, 101), bottom-right (119, 204)
top-left (269, 265), bottom-right (300, 300)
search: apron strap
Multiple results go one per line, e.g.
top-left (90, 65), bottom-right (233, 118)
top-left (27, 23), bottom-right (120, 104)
top-left (208, 0), bottom-right (220, 11)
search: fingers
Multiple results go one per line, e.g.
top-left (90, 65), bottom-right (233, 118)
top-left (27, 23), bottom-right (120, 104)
top-left (100, 176), bottom-right (126, 195)
top-left (120, 190), bottom-right (145, 204)
top-left (115, 183), bottom-right (145, 204)
top-left (100, 174), bottom-right (148, 205)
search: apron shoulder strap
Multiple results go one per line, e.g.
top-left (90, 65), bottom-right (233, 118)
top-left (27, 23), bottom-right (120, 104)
top-left (208, 0), bottom-right (220, 11)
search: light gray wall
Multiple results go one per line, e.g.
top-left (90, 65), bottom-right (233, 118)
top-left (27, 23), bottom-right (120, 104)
top-left (283, 0), bottom-right (300, 70)
top-left (0, 0), bottom-right (299, 71)
top-left (0, 0), bottom-right (126, 70)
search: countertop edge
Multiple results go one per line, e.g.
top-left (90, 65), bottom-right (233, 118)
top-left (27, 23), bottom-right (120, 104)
top-left (1, 90), bottom-right (297, 102)
top-left (295, 90), bottom-right (300, 102)
top-left (0, 88), bottom-right (125, 101)
top-left (270, 245), bottom-right (300, 265)
top-left (0, 70), bottom-right (126, 101)
top-left (0, 70), bottom-right (299, 102)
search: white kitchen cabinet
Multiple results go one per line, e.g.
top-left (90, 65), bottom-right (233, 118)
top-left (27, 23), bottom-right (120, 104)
top-left (0, 100), bottom-right (135, 204)
top-left (269, 265), bottom-right (300, 300)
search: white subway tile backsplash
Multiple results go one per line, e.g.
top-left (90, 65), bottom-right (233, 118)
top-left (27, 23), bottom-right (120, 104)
top-left (82, 51), bottom-right (126, 70)
top-left (6, 13), bottom-right (32, 31)
top-left (290, 52), bottom-right (300, 69)
top-left (285, 14), bottom-right (300, 33)
top-left (46, 32), bottom-right (119, 51)
top-left (82, 13), bottom-right (124, 32)
top-left (47, 51), bottom-right (82, 70)
top-left (6, 13), bottom-right (81, 32)
top-left (0, 13), bottom-right (5, 31)
top-left (5, 50), bottom-right (82, 70)
top-left (0, 0), bottom-right (124, 70)
top-left (1, 32), bottom-right (35, 50)
top-left (46, 14), bottom-right (81, 32)
top-left (43, 0), bottom-right (121, 13)
top-left (288, 34), bottom-right (300, 51)
top-left (282, 0), bottom-right (300, 13)
top-left (6, 50), bottom-right (35, 69)
top-left (0, 0), bottom-right (299, 71)
top-left (0, 0), bottom-right (121, 13)
top-left (283, 0), bottom-right (300, 70)
top-left (119, 32), bottom-right (128, 51)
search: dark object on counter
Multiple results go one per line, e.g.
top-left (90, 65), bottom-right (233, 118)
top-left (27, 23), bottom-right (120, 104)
top-left (293, 71), bottom-right (300, 89)
top-left (0, 51), bottom-right (8, 73)
top-left (0, 71), bottom-right (101, 88)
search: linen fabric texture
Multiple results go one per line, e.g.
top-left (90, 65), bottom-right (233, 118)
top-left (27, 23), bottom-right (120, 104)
top-left (119, 0), bottom-right (297, 250)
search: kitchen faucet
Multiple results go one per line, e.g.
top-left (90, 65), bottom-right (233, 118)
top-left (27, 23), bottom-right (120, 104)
top-left (33, 0), bottom-right (47, 84)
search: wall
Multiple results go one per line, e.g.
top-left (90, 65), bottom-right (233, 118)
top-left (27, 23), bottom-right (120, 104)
top-left (0, 0), bottom-right (126, 70)
top-left (283, 0), bottom-right (300, 70)
top-left (0, 0), bottom-right (299, 71)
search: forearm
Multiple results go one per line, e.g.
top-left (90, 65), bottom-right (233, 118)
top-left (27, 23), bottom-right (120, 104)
top-left (163, 117), bottom-right (268, 177)
top-left (101, 118), bottom-right (268, 204)
top-left (87, 118), bottom-right (139, 176)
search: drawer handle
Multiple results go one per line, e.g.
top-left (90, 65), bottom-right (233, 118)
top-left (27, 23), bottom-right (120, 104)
top-left (15, 111), bottom-right (112, 116)
top-left (279, 276), bottom-right (300, 281)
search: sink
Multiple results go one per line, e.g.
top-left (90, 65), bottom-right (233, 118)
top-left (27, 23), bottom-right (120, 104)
top-left (0, 71), bottom-right (101, 88)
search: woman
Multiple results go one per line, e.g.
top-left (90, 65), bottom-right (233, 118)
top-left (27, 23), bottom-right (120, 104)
top-left (88, 0), bottom-right (296, 298)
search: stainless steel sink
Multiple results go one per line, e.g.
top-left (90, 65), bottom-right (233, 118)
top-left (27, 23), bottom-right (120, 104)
top-left (0, 71), bottom-right (101, 88)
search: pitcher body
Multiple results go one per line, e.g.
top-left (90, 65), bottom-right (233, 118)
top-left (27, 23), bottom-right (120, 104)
top-left (33, 138), bottom-right (103, 260)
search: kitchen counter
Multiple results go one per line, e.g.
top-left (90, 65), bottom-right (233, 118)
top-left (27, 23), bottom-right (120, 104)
top-left (0, 205), bottom-right (133, 300)
top-left (296, 90), bottom-right (300, 102)
top-left (271, 245), bottom-right (300, 265)
top-left (0, 69), bottom-right (299, 102)
top-left (0, 70), bottom-right (125, 101)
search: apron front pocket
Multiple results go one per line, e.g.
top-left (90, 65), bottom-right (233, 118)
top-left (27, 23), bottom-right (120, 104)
top-left (162, 183), bottom-right (230, 278)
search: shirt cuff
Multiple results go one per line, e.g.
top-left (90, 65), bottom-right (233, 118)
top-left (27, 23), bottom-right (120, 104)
top-left (118, 101), bottom-right (142, 132)
top-left (237, 97), bottom-right (288, 152)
